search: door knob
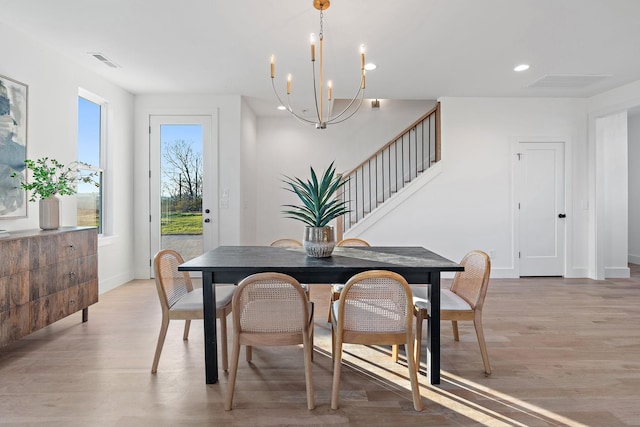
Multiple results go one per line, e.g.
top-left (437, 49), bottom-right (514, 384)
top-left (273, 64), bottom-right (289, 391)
top-left (558, 213), bottom-right (566, 218)
top-left (204, 218), bottom-right (211, 223)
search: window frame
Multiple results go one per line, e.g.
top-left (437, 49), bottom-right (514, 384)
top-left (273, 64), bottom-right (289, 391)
top-left (77, 88), bottom-right (108, 236)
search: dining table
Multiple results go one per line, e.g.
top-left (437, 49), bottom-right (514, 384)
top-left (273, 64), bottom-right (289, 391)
top-left (178, 245), bottom-right (463, 385)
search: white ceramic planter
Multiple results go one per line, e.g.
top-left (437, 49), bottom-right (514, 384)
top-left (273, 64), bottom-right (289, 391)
top-left (39, 196), bottom-right (60, 230)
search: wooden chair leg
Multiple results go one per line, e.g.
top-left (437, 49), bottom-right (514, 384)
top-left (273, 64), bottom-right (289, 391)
top-left (392, 344), bottom-right (399, 362)
top-left (182, 319), bottom-right (191, 340)
top-left (224, 334), bottom-right (242, 410)
top-left (245, 345), bottom-right (252, 362)
top-left (330, 339), bottom-right (344, 410)
top-left (151, 317), bottom-right (170, 373)
top-left (302, 328), bottom-right (315, 410)
top-left (405, 334), bottom-right (423, 411)
top-left (452, 320), bottom-right (460, 341)
top-left (219, 312), bottom-right (229, 371)
top-left (474, 317), bottom-right (492, 375)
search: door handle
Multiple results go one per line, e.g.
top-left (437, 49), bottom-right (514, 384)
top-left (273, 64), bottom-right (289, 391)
top-left (558, 213), bottom-right (566, 218)
top-left (204, 218), bottom-right (211, 223)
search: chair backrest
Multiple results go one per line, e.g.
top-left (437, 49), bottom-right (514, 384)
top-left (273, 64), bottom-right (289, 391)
top-left (337, 270), bottom-right (412, 334)
top-left (336, 238), bottom-right (370, 247)
top-left (233, 272), bottom-right (309, 335)
top-left (270, 238), bottom-right (303, 248)
top-left (153, 249), bottom-right (194, 310)
top-left (450, 250), bottom-right (491, 311)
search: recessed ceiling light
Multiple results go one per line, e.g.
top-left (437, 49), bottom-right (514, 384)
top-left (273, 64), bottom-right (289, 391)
top-left (277, 105), bottom-right (287, 110)
top-left (514, 64), bottom-right (530, 72)
top-left (364, 63), bottom-right (377, 71)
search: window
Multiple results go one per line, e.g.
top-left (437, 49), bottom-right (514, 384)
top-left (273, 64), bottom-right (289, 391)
top-left (77, 93), bottom-right (105, 234)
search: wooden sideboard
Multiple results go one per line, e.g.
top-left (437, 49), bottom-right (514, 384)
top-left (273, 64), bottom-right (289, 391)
top-left (0, 227), bottom-right (98, 348)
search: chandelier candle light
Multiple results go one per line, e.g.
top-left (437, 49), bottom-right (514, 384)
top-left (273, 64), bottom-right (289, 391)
top-left (270, 0), bottom-right (366, 129)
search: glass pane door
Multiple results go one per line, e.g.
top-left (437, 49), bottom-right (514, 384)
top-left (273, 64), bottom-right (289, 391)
top-left (159, 124), bottom-right (203, 260)
top-left (150, 115), bottom-right (217, 275)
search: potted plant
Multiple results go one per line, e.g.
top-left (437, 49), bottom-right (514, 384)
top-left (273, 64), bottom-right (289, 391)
top-left (11, 157), bottom-right (99, 230)
top-left (282, 161), bottom-right (349, 257)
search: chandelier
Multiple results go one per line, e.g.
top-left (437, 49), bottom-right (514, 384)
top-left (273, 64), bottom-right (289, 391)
top-left (270, 0), bottom-right (366, 129)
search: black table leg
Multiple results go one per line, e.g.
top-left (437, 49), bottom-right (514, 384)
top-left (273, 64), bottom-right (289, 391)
top-left (202, 271), bottom-right (218, 384)
top-left (427, 271), bottom-right (441, 385)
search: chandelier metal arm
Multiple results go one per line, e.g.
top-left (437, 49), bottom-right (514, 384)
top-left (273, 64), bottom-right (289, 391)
top-left (271, 78), bottom-right (317, 125)
top-left (327, 91), bottom-right (365, 125)
top-left (326, 77), bottom-right (365, 124)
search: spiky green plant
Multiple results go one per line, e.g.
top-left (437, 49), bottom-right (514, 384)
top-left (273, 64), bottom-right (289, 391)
top-left (282, 161), bottom-right (349, 227)
top-left (11, 157), bottom-right (99, 202)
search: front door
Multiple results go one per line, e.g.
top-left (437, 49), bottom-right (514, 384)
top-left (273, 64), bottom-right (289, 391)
top-left (518, 142), bottom-right (566, 276)
top-left (149, 115), bottom-right (218, 276)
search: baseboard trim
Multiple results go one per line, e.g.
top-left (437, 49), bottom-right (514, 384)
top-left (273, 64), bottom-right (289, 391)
top-left (604, 266), bottom-right (631, 279)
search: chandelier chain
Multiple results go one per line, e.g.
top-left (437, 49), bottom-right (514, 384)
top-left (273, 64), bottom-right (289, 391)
top-left (319, 9), bottom-right (324, 41)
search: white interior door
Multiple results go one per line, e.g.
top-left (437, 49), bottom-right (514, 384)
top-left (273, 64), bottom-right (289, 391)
top-left (149, 115), bottom-right (218, 276)
top-left (518, 142), bottom-right (566, 276)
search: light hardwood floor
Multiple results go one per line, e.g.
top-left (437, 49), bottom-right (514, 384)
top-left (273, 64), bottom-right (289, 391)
top-left (1, 266), bottom-right (639, 426)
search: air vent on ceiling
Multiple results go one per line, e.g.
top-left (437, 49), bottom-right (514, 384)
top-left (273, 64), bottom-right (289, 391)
top-left (88, 52), bottom-right (120, 68)
top-left (527, 74), bottom-right (610, 89)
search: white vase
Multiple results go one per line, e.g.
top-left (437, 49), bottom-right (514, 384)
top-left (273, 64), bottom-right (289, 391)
top-left (302, 225), bottom-right (335, 258)
top-left (39, 196), bottom-right (60, 230)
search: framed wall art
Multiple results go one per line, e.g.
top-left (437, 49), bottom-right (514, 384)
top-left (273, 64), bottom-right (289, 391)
top-left (0, 74), bottom-right (28, 219)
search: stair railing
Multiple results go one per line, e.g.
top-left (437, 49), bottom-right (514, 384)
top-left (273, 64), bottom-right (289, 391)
top-left (336, 102), bottom-right (440, 239)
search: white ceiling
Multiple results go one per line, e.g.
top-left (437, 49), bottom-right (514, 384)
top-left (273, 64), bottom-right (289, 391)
top-left (2, 0), bottom-right (640, 116)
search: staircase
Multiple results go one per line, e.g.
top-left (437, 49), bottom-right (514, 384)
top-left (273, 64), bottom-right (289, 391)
top-left (337, 102), bottom-right (440, 238)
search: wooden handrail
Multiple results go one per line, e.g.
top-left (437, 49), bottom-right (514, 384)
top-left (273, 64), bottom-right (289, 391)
top-left (343, 102), bottom-right (440, 177)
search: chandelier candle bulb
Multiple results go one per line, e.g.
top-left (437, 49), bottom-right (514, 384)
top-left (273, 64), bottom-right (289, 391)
top-left (310, 34), bottom-right (316, 61)
top-left (287, 74), bottom-right (292, 94)
top-left (328, 81), bottom-right (332, 100)
top-left (360, 45), bottom-right (365, 69)
top-left (270, 55), bottom-right (275, 78)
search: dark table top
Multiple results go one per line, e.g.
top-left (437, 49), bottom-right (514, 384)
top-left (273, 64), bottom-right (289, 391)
top-left (179, 246), bottom-right (463, 284)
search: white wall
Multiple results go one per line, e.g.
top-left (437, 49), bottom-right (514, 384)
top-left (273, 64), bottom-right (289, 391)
top-left (598, 112), bottom-right (630, 278)
top-left (588, 79), bottom-right (640, 278)
top-left (133, 94), bottom-right (248, 278)
top-left (255, 99), bottom-right (436, 245)
top-left (366, 98), bottom-right (590, 277)
top-left (629, 113), bottom-right (640, 264)
top-left (240, 99), bottom-right (258, 245)
top-left (0, 23), bottom-right (136, 293)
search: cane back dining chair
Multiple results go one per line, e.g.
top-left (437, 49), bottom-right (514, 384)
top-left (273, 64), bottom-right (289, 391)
top-left (269, 238), bottom-right (303, 247)
top-left (330, 270), bottom-right (422, 411)
top-left (270, 238), bottom-right (310, 298)
top-left (225, 272), bottom-right (315, 411)
top-left (413, 250), bottom-right (492, 375)
top-left (151, 249), bottom-right (235, 373)
top-left (327, 238), bottom-right (371, 321)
